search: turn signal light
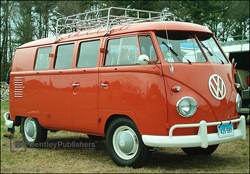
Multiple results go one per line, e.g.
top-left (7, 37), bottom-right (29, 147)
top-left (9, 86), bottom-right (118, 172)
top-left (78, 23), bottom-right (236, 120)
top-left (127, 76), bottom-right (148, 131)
top-left (171, 86), bottom-right (181, 92)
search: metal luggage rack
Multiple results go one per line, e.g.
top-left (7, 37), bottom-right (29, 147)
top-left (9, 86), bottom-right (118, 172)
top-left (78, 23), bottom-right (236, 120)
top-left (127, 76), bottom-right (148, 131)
top-left (55, 7), bottom-right (175, 42)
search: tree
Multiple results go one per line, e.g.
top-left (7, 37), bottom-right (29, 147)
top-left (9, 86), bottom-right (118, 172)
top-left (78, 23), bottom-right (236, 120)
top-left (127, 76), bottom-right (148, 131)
top-left (14, 1), bottom-right (35, 45)
top-left (170, 1), bottom-right (223, 35)
top-left (1, 0), bottom-right (15, 81)
top-left (33, 1), bottom-right (57, 39)
top-left (219, 1), bottom-right (249, 41)
top-left (55, 1), bottom-right (91, 16)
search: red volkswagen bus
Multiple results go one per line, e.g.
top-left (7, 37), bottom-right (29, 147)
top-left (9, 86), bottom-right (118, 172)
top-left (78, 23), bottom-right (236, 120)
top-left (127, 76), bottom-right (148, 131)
top-left (5, 7), bottom-right (246, 168)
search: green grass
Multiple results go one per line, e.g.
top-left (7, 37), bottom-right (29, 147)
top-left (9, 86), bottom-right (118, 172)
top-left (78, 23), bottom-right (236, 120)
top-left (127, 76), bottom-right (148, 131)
top-left (1, 102), bottom-right (9, 133)
top-left (1, 102), bottom-right (249, 173)
top-left (1, 102), bottom-right (9, 113)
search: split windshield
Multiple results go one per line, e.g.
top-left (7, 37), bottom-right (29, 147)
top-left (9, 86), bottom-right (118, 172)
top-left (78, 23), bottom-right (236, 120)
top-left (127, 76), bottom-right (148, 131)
top-left (156, 31), bottom-right (228, 64)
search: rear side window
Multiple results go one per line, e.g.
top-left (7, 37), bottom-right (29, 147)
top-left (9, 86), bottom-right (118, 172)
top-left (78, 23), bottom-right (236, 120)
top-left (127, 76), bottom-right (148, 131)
top-left (54, 44), bottom-right (74, 69)
top-left (34, 47), bottom-right (52, 70)
top-left (77, 40), bottom-right (100, 68)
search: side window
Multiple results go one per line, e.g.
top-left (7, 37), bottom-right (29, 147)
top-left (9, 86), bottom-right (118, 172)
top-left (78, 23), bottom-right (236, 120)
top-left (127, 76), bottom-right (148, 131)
top-left (104, 36), bottom-right (140, 66)
top-left (54, 44), bottom-right (74, 69)
top-left (138, 36), bottom-right (157, 61)
top-left (34, 47), bottom-right (52, 70)
top-left (77, 40), bottom-right (100, 68)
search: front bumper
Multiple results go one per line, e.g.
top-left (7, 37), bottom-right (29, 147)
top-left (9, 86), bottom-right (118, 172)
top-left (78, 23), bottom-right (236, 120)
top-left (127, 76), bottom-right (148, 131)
top-left (142, 116), bottom-right (246, 148)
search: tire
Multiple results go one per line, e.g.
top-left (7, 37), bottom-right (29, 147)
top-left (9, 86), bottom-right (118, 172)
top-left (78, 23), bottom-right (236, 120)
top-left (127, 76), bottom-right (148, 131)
top-left (182, 144), bottom-right (219, 155)
top-left (21, 117), bottom-right (47, 147)
top-left (106, 117), bottom-right (152, 168)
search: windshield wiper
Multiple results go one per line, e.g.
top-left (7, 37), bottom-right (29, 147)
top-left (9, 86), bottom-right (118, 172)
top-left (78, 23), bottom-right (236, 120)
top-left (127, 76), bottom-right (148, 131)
top-left (162, 41), bottom-right (191, 64)
top-left (162, 41), bottom-right (178, 57)
top-left (200, 42), bottom-right (224, 64)
top-left (200, 42), bottom-right (213, 56)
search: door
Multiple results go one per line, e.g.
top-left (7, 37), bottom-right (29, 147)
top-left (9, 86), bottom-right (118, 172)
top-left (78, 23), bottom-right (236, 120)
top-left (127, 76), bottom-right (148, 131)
top-left (99, 35), bottom-right (168, 135)
top-left (72, 40), bottom-right (100, 131)
top-left (50, 43), bottom-right (75, 128)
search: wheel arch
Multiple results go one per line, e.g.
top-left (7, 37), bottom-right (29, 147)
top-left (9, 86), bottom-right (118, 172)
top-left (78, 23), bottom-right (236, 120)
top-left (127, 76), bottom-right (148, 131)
top-left (104, 114), bottom-right (137, 136)
top-left (14, 116), bottom-right (23, 126)
top-left (14, 116), bottom-right (45, 130)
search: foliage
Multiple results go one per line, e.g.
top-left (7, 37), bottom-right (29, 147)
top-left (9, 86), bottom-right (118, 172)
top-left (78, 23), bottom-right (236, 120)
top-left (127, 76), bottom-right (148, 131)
top-left (219, 1), bottom-right (249, 41)
top-left (1, 0), bottom-right (249, 80)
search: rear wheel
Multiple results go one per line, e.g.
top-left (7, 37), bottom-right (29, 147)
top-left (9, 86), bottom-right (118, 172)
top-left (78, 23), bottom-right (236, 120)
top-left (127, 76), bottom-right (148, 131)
top-left (21, 117), bottom-right (47, 147)
top-left (182, 144), bottom-right (219, 155)
top-left (106, 117), bottom-right (152, 168)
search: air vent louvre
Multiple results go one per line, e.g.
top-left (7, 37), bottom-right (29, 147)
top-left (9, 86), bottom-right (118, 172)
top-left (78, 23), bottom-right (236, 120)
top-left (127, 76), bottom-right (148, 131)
top-left (14, 77), bottom-right (23, 98)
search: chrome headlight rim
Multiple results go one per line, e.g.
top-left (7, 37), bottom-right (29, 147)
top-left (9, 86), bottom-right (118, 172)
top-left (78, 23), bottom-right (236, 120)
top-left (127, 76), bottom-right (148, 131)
top-left (176, 96), bottom-right (198, 117)
top-left (235, 93), bottom-right (242, 112)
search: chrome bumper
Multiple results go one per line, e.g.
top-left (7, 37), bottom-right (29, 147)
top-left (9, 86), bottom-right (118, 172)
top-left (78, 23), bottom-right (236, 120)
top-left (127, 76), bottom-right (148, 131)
top-left (4, 112), bottom-right (14, 128)
top-left (142, 116), bottom-right (246, 148)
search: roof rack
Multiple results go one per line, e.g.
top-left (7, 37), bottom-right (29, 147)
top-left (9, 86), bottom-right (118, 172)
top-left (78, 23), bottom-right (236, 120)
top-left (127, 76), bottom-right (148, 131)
top-left (55, 7), bottom-right (175, 42)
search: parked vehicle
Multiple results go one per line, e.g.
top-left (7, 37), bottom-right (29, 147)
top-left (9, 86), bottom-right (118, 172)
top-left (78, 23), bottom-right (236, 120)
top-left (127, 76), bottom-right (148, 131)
top-left (222, 43), bottom-right (249, 120)
top-left (5, 7), bottom-right (246, 168)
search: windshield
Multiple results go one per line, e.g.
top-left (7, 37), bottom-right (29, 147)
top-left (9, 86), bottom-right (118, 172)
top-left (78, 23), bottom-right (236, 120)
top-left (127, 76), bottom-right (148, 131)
top-left (156, 31), bottom-right (228, 64)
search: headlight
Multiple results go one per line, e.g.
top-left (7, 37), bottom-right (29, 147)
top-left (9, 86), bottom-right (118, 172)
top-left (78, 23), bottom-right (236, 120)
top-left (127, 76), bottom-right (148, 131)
top-left (236, 93), bottom-right (242, 112)
top-left (176, 97), bottom-right (198, 117)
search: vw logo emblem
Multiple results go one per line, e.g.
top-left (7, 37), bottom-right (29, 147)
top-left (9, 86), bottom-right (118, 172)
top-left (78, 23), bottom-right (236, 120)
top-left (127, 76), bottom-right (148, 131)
top-left (119, 140), bottom-right (125, 147)
top-left (208, 74), bottom-right (226, 100)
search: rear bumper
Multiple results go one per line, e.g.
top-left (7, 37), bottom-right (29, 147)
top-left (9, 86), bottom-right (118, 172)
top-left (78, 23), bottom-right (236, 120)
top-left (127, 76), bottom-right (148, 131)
top-left (4, 112), bottom-right (14, 128)
top-left (142, 116), bottom-right (246, 148)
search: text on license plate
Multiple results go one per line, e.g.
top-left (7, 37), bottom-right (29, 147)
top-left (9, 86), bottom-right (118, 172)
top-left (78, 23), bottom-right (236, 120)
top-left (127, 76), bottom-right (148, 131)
top-left (217, 124), bottom-right (234, 138)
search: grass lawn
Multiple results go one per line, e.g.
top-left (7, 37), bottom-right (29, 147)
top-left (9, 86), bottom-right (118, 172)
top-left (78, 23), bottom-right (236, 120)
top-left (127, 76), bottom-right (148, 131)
top-left (1, 102), bottom-right (249, 173)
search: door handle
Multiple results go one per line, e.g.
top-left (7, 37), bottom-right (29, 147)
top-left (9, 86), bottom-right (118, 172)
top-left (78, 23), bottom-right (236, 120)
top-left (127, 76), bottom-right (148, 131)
top-left (100, 83), bottom-right (108, 87)
top-left (72, 83), bottom-right (80, 87)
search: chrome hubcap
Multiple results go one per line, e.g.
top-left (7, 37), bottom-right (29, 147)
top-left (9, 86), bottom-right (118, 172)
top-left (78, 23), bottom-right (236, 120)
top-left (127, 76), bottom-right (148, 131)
top-left (26, 121), bottom-right (35, 137)
top-left (113, 126), bottom-right (139, 160)
top-left (24, 118), bottom-right (37, 142)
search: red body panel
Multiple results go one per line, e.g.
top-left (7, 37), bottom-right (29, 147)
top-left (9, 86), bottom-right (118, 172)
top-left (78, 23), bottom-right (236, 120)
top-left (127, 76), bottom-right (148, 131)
top-left (98, 65), bottom-right (167, 135)
top-left (162, 63), bottom-right (237, 135)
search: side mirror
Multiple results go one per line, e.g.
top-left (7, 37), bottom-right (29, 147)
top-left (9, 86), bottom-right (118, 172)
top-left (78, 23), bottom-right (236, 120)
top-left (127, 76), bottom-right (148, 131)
top-left (138, 55), bottom-right (149, 65)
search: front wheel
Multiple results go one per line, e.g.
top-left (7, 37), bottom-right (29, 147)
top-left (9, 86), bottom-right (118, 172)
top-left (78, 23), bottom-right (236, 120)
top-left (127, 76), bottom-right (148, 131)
top-left (182, 144), bottom-right (219, 155)
top-left (21, 117), bottom-right (47, 147)
top-left (106, 117), bottom-right (152, 168)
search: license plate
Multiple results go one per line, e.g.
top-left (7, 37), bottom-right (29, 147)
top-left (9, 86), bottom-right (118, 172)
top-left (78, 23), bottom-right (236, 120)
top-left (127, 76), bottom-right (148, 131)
top-left (217, 124), bottom-right (234, 138)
